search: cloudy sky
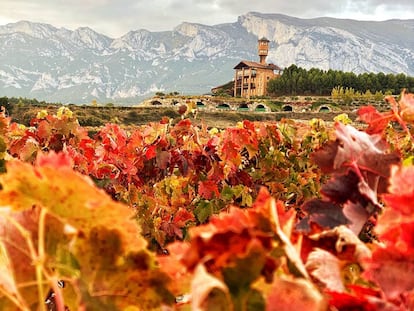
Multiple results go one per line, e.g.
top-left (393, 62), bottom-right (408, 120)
top-left (1, 0), bottom-right (414, 37)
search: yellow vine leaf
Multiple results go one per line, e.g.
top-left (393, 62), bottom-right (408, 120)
top-left (0, 152), bottom-right (173, 310)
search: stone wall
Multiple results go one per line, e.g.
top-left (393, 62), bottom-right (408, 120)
top-left (140, 96), bottom-right (272, 112)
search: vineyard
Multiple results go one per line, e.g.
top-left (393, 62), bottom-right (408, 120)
top-left (0, 91), bottom-right (414, 310)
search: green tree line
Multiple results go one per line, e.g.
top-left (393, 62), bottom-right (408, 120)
top-left (267, 64), bottom-right (414, 96)
top-left (0, 96), bottom-right (56, 115)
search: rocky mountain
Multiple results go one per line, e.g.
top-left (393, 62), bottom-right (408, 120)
top-left (0, 12), bottom-right (413, 104)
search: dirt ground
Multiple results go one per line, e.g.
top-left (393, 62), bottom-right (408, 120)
top-left (8, 103), bottom-right (357, 129)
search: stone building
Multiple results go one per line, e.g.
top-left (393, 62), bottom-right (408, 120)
top-left (233, 37), bottom-right (282, 98)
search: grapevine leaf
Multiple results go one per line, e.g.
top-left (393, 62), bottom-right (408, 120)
top-left (220, 185), bottom-right (235, 201)
top-left (251, 188), bottom-right (308, 278)
top-left (296, 199), bottom-right (350, 233)
top-left (382, 165), bottom-right (414, 216)
top-left (198, 180), bottom-right (220, 200)
top-left (36, 150), bottom-right (73, 168)
top-left (377, 166), bottom-right (414, 254)
top-left (364, 164), bottom-right (414, 307)
top-left (334, 123), bottom-right (384, 168)
top-left (10, 135), bottom-right (39, 162)
top-left (0, 241), bottom-right (22, 308)
top-left (312, 123), bottom-right (400, 193)
top-left (320, 171), bottom-right (375, 235)
top-left (227, 169), bottom-right (253, 187)
top-left (320, 171), bottom-right (365, 204)
top-left (191, 264), bottom-right (231, 311)
top-left (173, 208), bottom-right (195, 227)
top-left (0, 153), bottom-right (173, 309)
top-left (357, 105), bottom-right (394, 135)
top-left (221, 140), bottom-right (241, 167)
top-left (181, 187), bottom-right (308, 291)
top-left (266, 276), bottom-right (326, 311)
top-left (222, 238), bottom-right (267, 292)
top-left (310, 140), bottom-right (338, 173)
top-left (156, 150), bottom-right (171, 170)
top-left (342, 201), bottom-right (370, 235)
top-left (327, 286), bottom-right (396, 311)
top-left (178, 105), bottom-right (187, 116)
top-left (364, 248), bottom-right (414, 302)
top-left (0, 207), bottom-right (67, 309)
top-left (194, 200), bottom-right (213, 223)
top-left (306, 248), bottom-right (345, 292)
top-left (36, 119), bottom-right (52, 141)
top-left (365, 166), bottom-right (414, 303)
top-left (307, 226), bottom-right (371, 262)
top-left (145, 145), bottom-right (157, 160)
top-left (399, 89), bottom-right (414, 122)
top-left (334, 123), bottom-right (400, 185)
top-left (225, 125), bottom-right (259, 159)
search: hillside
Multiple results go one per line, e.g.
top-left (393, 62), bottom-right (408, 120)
top-left (0, 12), bottom-right (413, 103)
top-left (7, 98), bottom-right (359, 130)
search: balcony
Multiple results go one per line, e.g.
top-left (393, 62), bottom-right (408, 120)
top-left (236, 72), bottom-right (257, 79)
top-left (242, 83), bottom-right (256, 89)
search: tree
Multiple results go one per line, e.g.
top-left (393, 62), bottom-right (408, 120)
top-left (267, 65), bottom-right (414, 96)
top-left (0, 97), bottom-right (11, 115)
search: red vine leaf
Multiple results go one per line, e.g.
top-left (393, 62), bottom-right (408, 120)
top-left (399, 89), bottom-right (414, 122)
top-left (198, 180), bottom-right (220, 200)
top-left (321, 171), bottom-right (366, 204)
top-left (362, 164), bottom-right (414, 308)
top-left (357, 105), bottom-right (394, 135)
top-left (156, 150), bottom-right (171, 170)
top-left (327, 285), bottom-right (393, 311)
top-left (191, 264), bottom-right (231, 311)
top-left (334, 123), bottom-right (397, 178)
top-left (382, 165), bottom-right (414, 216)
top-left (266, 276), bottom-right (326, 311)
top-left (306, 248), bottom-right (345, 292)
top-left (312, 122), bottom-right (399, 192)
top-left (36, 151), bottom-right (72, 169)
top-left (296, 199), bottom-right (350, 233)
top-left (145, 144), bottom-right (157, 160)
top-left (364, 248), bottom-right (414, 302)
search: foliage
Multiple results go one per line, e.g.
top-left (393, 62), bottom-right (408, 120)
top-left (268, 64), bottom-right (414, 96)
top-left (4, 110), bottom-right (328, 251)
top-left (331, 86), bottom-right (386, 103)
top-left (1, 91), bottom-right (414, 309)
top-left (163, 188), bottom-right (326, 311)
top-left (0, 152), bottom-right (173, 310)
top-left (211, 80), bottom-right (234, 97)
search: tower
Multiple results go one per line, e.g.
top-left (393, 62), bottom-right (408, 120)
top-left (258, 37), bottom-right (269, 64)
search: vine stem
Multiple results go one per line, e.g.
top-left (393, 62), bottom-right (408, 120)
top-left (0, 211), bottom-right (41, 309)
top-left (50, 276), bottom-right (66, 311)
top-left (37, 207), bottom-right (47, 311)
top-left (0, 286), bottom-right (30, 311)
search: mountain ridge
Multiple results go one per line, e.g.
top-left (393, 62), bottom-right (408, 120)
top-left (0, 12), bottom-right (413, 103)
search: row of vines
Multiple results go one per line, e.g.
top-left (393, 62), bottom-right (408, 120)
top-left (0, 91), bottom-right (414, 310)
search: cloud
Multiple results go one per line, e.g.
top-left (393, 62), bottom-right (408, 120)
top-left (0, 0), bottom-right (413, 37)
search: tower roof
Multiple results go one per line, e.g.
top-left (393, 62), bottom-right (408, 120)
top-left (258, 37), bottom-right (270, 42)
top-left (233, 60), bottom-right (282, 71)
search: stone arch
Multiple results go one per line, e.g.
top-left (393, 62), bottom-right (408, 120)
top-left (151, 100), bottom-right (163, 105)
top-left (196, 101), bottom-right (206, 108)
top-left (282, 105), bottom-right (293, 112)
top-left (238, 103), bottom-right (249, 111)
top-left (318, 106), bottom-right (331, 113)
top-left (255, 104), bottom-right (266, 112)
top-left (217, 103), bottom-right (231, 110)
